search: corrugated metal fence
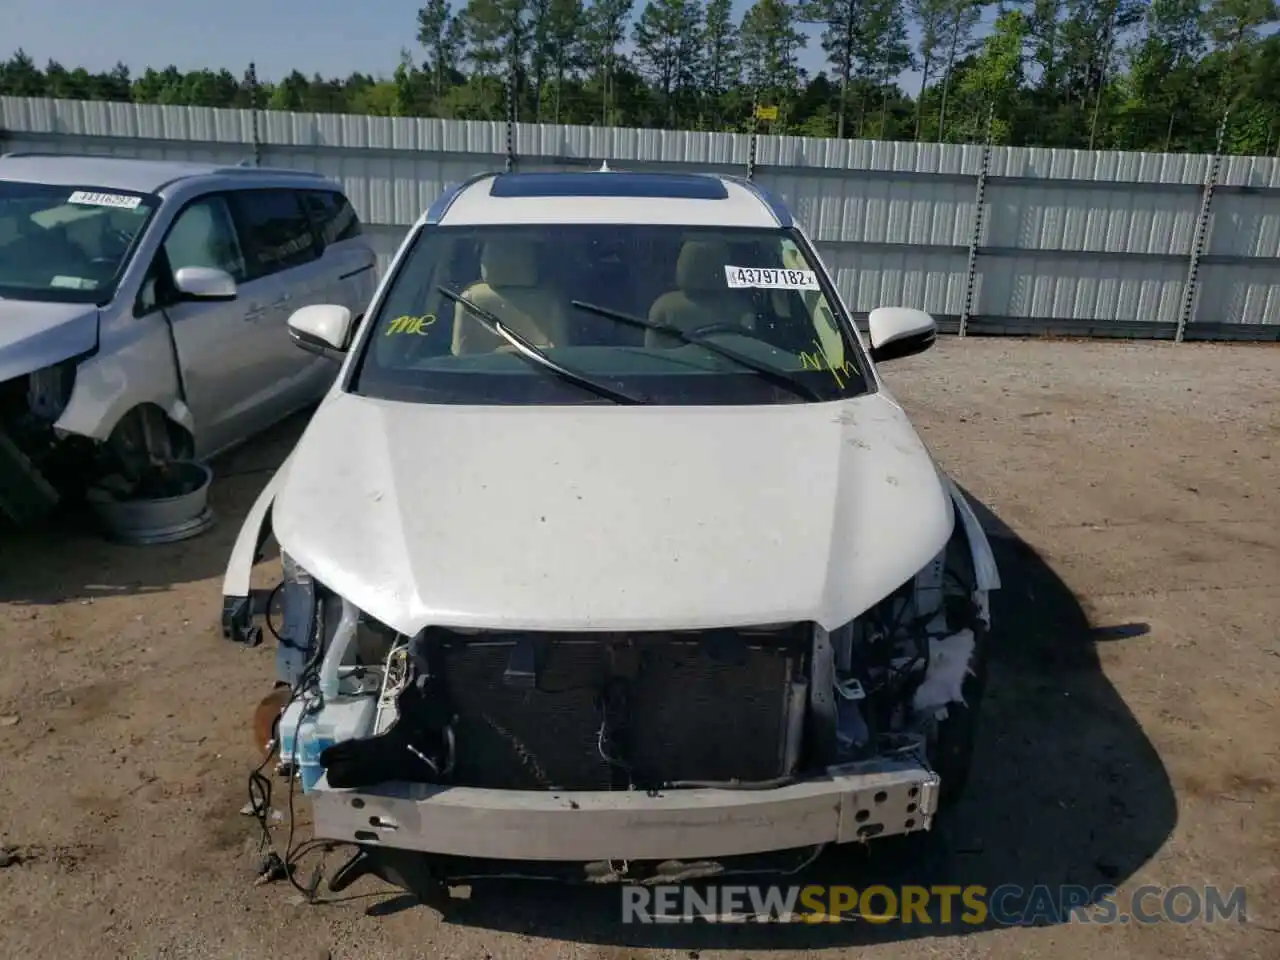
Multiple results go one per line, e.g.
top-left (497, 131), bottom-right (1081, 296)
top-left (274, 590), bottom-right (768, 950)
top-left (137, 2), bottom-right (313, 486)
top-left (3, 96), bottom-right (1279, 341)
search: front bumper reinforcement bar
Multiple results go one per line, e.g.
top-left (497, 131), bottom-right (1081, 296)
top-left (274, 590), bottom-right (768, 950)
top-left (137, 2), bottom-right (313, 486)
top-left (310, 756), bottom-right (940, 863)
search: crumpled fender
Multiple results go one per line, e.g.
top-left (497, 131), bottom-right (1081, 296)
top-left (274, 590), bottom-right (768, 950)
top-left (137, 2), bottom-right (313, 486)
top-left (221, 458), bottom-right (291, 645)
top-left (54, 316), bottom-right (191, 442)
top-left (944, 475), bottom-right (1001, 593)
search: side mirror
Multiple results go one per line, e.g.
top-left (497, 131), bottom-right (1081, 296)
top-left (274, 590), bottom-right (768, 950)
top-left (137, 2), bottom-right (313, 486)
top-left (173, 266), bottom-right (237, 301)
top-left (867, 307), bottom-right (936, 363)
top-left (288, 304), bottom-right (354, 359)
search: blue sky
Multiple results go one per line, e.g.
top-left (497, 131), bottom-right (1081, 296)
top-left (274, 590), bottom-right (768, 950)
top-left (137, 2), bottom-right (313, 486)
top-left (7, 0), bottom-right (937, 93)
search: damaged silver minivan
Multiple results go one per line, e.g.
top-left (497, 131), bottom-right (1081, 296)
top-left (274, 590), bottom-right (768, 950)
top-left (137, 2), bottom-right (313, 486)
top-left (0, 154), bottom-right (375, 526)
top-left (223, 170), bottom-right (1001, 893)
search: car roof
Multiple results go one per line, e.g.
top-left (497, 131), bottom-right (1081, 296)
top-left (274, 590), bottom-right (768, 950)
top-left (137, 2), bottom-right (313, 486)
top-left (422, 170), bottom-right (793, 230)
top-left (0, 153), bottom-right (333, 196)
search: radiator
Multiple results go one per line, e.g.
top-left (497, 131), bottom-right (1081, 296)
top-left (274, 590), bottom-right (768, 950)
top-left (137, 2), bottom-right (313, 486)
top-left (439, 629), bottom-right (807, 791)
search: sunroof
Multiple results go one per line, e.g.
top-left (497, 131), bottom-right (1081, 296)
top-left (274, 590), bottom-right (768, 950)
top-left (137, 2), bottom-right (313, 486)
top-left (487, 172), bottom-right (730, 200)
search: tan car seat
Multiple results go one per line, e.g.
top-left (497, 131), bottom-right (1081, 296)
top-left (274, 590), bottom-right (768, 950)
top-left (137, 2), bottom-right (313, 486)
top-left (646, 240), bottom-right (757, 348)
top-left (452, 240), bottom-right (566, 355)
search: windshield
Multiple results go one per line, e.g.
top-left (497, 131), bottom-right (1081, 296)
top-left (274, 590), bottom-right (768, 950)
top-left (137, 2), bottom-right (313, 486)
top-left (0, 180), bottom-right (158, 304)
top-left (348, 223), bottom-right (870, 405)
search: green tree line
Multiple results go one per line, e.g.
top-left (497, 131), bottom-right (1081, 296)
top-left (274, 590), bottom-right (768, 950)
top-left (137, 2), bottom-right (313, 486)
top-left (2, 0), bottom-right (1279, 154)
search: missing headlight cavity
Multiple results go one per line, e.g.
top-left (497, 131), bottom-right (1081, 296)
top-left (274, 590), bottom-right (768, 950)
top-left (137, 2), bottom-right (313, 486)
top-left (274, 553), bottom-right (405, 678)
top-left (815, 518), bottom-right (986, 770)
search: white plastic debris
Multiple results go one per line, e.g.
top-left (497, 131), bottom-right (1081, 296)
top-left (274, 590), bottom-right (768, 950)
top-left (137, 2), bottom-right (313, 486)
top-left (911, 629), bottom-right (976, 716)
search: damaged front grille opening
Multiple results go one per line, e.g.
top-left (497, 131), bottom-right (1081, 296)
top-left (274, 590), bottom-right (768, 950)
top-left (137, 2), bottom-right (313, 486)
top-left (247, 529), bottom-right (986, 901)
top-left (439, 625), bottom-right (812, 792)
top-left (268, 508), bottom-right (986, 812)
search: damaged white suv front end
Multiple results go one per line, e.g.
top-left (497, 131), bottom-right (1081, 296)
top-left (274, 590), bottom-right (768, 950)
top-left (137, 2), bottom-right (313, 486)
top-left (222, 170), bottom-right (1000, 888)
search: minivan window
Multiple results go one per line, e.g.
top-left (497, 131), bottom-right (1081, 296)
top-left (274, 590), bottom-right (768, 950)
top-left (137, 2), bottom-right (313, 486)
top-left (301, 190), bottom-right (361, 246)
top-left (164, 195), bottom-right (247, 281)
top-left (0, 180), bottom-right (157, 304)
top-left (230, 189), bottom-right (319, 279)
top-left (136, 194), bottom-right (247, 314)
top-left (348, 223), bottom-right (870, 406)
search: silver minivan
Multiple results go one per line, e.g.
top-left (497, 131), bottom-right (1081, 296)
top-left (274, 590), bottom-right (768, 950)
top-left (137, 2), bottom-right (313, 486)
top-left (0, 154), bottom-right (376, 524)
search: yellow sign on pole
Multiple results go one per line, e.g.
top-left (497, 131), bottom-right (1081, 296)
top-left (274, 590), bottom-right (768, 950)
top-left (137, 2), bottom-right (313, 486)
top-left (754, 104), bottom-right (779, 121)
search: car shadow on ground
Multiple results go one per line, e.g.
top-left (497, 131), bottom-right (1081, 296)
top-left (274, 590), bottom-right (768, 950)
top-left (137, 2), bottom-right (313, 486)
top-left (0, 411), bottom-right (310, 605)
top-left (381, 489), bottom-right (1176, 950)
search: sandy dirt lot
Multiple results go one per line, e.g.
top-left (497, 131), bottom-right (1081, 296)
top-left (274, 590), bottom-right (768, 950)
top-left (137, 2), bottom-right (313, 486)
top-left (0, 337), bottom-right (1277, 960)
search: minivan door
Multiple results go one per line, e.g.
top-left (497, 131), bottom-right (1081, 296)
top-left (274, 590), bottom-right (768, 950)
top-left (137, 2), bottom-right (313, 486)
top-left (148, 193), bottom-right (286, 458)
top-left (225, 188), bottom-right (332, 427)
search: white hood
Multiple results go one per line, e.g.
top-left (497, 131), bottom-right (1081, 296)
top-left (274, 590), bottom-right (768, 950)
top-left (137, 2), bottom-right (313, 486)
top-left (0, 298), bottom-right (99, 382)
top-left (273, 392), bottom-right (955, 636)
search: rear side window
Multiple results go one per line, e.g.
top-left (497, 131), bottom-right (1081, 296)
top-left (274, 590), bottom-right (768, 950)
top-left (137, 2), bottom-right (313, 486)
top-left (229, 189), bottom-right (320, 279)
top-left (301, 190), bottom-right (362, 246)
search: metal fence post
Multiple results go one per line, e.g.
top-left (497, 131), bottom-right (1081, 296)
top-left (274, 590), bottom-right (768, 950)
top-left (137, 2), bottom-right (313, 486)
top-left (246, 62), bottom-right (262, 167)
top-left (1177, 110), bottom-right (1229, 343)
top-left (746, 92), bottom-right (759, 182)
top-left (958, 104), bottom-right (995, 338)
top-left (504, 65), bottom-right (516, 173)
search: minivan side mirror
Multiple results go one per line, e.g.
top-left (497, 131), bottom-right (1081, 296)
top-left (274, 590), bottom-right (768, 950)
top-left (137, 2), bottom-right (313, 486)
top-left (867, 307), bottom-right (937, 363)
top-left (288, 304), bottom-right (354, 359)
top-left (173, 266), bottom-right (237, 302)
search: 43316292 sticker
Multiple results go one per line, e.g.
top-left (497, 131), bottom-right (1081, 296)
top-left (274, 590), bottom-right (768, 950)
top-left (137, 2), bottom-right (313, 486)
top-left (67, 190), bottom-right (143, 210)
top-left (724, 265), bottom-right (820, 291)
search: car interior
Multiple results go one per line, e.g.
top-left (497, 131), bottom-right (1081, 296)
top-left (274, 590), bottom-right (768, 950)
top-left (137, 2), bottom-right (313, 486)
top-left (382, 229), bottom-right (837, 369)
top-left (0, 200), bottom-right (146, 290)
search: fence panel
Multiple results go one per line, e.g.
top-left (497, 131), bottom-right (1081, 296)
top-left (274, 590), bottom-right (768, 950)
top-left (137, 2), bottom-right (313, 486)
top-left (3, 96), bottom-right (1277, 340)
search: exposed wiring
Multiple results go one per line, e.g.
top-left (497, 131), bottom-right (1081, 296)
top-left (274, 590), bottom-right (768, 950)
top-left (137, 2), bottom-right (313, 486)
top-left (595, 719), bottom-right (630, 773)
top-left (246, 590), bottom-right (344, 903)
top-left (372, 639), bottom-right (409, 736)
top-left (594, 680), bottom-right (633, 781)
top-left (264, 581), bottom-right (286, 643)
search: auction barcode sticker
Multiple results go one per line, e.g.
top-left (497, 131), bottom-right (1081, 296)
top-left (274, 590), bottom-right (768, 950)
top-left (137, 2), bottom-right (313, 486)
top-left (67, 190), bottom-right (143, 210)
top-left (725, 265), bottom-right (820, 291)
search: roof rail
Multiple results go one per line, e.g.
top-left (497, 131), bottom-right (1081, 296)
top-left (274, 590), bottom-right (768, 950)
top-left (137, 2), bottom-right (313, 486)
top-left (719, 174), bottom-right (793, 228)
top-left (424, 170), bottom-right (502, 224)
top-left (211, 164), bottom-right (329, 179)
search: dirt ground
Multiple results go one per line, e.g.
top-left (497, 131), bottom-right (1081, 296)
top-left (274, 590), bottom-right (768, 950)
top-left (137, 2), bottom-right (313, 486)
top-left (1, 337), bottom-right (1277, 960)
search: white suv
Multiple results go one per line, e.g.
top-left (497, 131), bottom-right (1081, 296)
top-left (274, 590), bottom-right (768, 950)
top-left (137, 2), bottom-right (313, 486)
top-left (223, 169), bottom-right (1000, 890)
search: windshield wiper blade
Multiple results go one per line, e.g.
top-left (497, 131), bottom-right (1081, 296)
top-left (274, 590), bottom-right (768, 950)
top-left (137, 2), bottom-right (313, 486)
top-left (437, 286), bottom-right (646, 405)
top-left (570, 300), bottom-right (822, 402)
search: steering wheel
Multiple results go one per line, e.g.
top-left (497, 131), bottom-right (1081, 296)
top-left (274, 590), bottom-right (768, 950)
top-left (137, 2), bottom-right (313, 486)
top-left (83, 228), bottom-right (136, 268)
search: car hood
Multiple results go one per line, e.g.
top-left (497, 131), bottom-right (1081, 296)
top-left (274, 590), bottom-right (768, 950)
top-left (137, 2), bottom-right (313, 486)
top-left (0, 298), bottom-right (100, 383)
top-left (273, 392), bottom-right (956, 636)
